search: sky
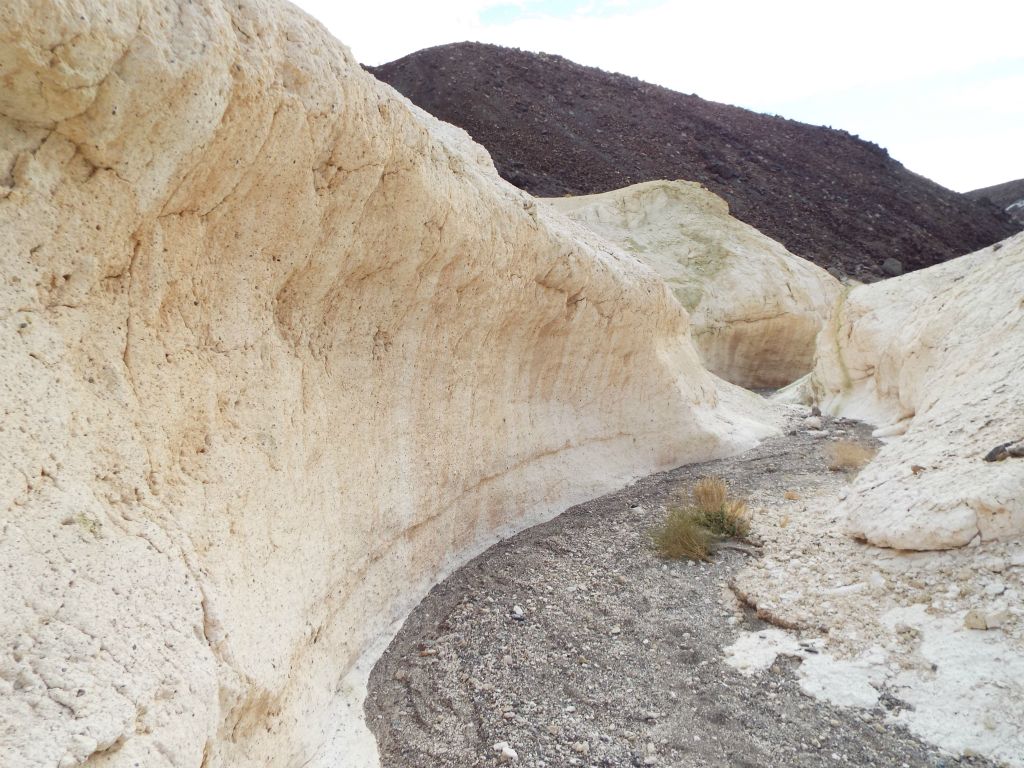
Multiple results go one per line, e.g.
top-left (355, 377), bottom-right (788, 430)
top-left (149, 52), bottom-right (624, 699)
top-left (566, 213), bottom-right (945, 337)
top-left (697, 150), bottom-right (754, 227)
top-left (291, 0), bottom-right (1024, 193)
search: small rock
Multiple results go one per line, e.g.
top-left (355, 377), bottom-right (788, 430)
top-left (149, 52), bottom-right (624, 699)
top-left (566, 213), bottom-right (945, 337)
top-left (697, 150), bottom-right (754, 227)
top-left (610, 625), bottom-right (621, 636)
top-left (882, 257), bottom-right (903, 277)
top-left (985, 606), bottom-right (1010, 629)
top-left (811, 405), bottom-right (822, 417)
top-left (958, 610), bottom-right (1007, 634)
top-left (1009, 441), bottom-right (1024, 458)
top-left (572, 741), bottom-right (589, 754)
top-left (984, 443), bottom-right (1011, 462)
top-left (493, 742), bottom-right (518, 762)
top-left (806, 429), bottom-right (829, 438)
top-left (964, 609), bottom-right (988, 630)
top-left (511, 605), bottom-right (525, 621)
top-left (803, 416), bottom-right (823, 430)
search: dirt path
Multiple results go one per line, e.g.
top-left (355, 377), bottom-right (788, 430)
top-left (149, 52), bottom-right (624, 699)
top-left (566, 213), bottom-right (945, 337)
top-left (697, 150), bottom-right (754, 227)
top-left (364, 414), bottom-right (995, 767)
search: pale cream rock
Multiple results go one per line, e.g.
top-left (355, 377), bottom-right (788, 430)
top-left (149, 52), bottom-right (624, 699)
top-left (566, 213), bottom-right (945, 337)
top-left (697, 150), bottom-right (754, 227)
top-left (544, 180), bottom-right (841, 388)
top-left (0, 2), bottom-right (776, 767)
top-left (803, 232), bottom-right (1024, 549)
top-left (963, 609), bottom-right (988, 630)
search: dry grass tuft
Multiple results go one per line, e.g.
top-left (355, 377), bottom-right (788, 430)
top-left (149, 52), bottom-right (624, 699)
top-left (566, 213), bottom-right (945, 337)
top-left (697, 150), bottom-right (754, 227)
top-left (826, 440), bottom-right (877, 472)
top-left (693, 476), bottom-right (727, 514)
top-left (784, 490), bottom-right (800, 501)
top-left (652, 476), bottom-right (750, 560)
top-left (695, 498), bottom-right (751, 539)
top-left (651, 509), bottom-right (713, 561)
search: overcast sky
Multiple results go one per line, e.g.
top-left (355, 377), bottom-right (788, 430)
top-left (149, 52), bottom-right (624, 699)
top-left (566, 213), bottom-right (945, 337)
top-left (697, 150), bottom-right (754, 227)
top-left (291, 0), bottom-right (1024, 193)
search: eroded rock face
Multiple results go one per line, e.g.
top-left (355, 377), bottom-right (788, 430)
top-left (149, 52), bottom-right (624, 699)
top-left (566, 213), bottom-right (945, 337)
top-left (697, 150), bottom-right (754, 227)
top-left (802, 232), bottom-right (1024, 549)
top-left (0, 3), bottom-right (774, 766)
top-left (545, 181), bottom-right (841, 389)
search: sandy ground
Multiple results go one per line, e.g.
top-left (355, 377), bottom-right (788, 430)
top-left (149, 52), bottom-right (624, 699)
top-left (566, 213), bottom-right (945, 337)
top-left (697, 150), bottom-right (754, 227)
top-left (364, 410), bottom-right (1008, 767)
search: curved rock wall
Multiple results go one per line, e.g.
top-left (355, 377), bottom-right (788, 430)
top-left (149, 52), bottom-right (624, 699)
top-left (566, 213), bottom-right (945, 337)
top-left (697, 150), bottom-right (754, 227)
top-left (804, 233), bottom-right (1024, 550)
top-left (545, 181), bottom-right (841, 389)
top-left (0, 2), bottom-right (775, 766)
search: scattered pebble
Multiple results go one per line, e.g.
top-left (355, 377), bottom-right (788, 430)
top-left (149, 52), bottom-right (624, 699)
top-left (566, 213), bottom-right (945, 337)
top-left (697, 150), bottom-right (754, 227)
top-left (493, 741), bottom-right (518, 762)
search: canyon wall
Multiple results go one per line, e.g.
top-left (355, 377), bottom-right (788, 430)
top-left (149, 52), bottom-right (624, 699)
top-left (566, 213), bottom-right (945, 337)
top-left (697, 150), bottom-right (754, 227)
top-left (0, 2), bottom-right (775, 766)
top-left (801, 233), bottom-right (1024, 549)
top-left (547, 181), bottom-right (841, 388)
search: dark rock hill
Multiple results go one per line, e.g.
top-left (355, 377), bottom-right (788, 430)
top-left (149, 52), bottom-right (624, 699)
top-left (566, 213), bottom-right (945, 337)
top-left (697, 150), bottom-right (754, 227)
top-left (967, 178), bottom-right (1024, 225)
top-left (369, 43), bottom-right (1020, 280)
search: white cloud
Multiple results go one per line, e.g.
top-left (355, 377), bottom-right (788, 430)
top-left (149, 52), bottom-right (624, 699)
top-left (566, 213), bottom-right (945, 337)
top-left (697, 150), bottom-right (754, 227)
top-left (291, 0), bottom-right (1024, 191)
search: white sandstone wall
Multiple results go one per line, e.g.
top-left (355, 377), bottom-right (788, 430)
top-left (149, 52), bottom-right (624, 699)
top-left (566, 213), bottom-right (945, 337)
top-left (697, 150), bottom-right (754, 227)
top-left (805, 233), bottom-right (1024, 549)
top-left (545, 180), bottom-right (841, 389)
top-left (0, 3), bottom-right (775, 767)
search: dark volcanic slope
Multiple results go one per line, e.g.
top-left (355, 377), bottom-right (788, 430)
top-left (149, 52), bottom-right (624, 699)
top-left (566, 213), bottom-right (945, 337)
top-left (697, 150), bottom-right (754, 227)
top-left (967, 178), bottom-right (1024, 225)
top-left (370, 43), bottom-right (1020, 279)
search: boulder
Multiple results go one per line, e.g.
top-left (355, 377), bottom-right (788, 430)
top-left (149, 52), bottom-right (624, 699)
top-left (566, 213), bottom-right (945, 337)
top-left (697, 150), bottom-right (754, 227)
top-left (801, 233), bottom-right (1024, 549)
top-left (0, 2), bottom-right (775, 766)
top-left (545, 181), bottom-right (841, 389)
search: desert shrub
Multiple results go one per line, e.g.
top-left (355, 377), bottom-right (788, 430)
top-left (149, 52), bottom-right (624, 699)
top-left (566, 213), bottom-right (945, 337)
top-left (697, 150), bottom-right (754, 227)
top-left (651, 508), bottom-right (713, 561)
top-left (690, 476), bottom-right (750, 537)
top-left (695, 498), bottom-right (751, 539)
top-left (652, 476), bottom-right (750, 560)
top-left (693, 476), bottom-right (727, 514)
top-left (826, 440), bottom-right (877, 472)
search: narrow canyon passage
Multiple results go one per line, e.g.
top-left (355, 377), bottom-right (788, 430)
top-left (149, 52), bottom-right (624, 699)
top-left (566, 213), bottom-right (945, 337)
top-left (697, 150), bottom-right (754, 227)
top-left (364, 412), bottom-right (994, 768)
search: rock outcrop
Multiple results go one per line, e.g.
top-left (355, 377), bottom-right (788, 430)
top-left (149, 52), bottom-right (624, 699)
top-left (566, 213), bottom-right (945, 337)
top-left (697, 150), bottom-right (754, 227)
top-left (0, 2), bottom-right (775, 767)
top-left (545, 181), bottom-right (841, 389)
top-left (792, 233), bottom-right (1024, 549)
top-left (370, 43), bottom-right (1022, 280)
top-left (967, 177), bottom-right (1024, 225)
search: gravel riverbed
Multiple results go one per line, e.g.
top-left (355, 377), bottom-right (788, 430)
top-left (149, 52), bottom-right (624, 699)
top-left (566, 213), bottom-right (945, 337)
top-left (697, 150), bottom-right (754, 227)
top-left (365, 414), bottom-right (999, 767)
